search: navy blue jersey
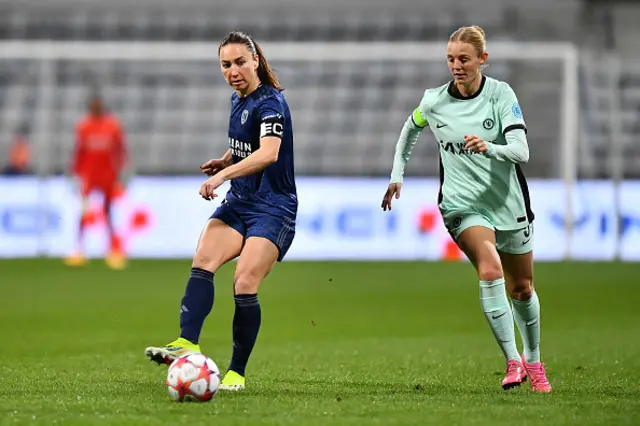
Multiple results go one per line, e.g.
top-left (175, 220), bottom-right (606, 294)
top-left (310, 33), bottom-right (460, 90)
top-left (226, 84), bottom-right (297, 217)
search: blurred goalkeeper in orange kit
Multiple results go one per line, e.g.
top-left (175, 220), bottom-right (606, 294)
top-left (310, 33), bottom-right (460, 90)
top-left (64, 94), bottom-right (130, 270)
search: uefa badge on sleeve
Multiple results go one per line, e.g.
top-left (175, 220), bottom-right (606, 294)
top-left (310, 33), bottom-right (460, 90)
top-left (511, 103), bottom-right (522, 119)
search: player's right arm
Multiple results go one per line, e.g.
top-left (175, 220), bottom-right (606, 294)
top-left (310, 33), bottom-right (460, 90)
top-left (390, 94), bottom-right (429, 184)
top-left (382, 90), bottom-right (429, 211)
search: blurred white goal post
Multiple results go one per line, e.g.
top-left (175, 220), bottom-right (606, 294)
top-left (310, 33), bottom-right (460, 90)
top-left (0, 40), bottom-right (579, 258)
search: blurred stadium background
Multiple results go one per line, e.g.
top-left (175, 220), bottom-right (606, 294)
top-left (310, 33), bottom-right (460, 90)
top-left (0, 0), bottom-right (638, 262)
top-left (1, 0), bottom-right (638, 262)
top-left (2, 2), bottom-right (640, 424)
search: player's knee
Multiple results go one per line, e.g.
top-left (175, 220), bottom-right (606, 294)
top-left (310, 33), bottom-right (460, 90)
top-left (233, 271), bottom-right (262, 295)
top-left (191, 249), bottom-right (221, 273)
top-left (509, 276), bottom-right (533, 301)
top-left (476, 262), bottom-right (503, 282)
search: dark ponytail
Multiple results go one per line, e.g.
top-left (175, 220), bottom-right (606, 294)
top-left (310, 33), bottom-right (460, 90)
top-left (252, 41), bottom-right (283, 91)
top-left (219, 31), bottom-right (283, 91)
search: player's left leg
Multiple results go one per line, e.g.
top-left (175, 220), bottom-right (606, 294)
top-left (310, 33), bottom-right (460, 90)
top-left (64, 178), bottom-right (92, 267)
top-left (220, 214), bottom-right (295, 391)
top-left (497, 224), bottom-right (551, 393)
top-left (218, 237), bottom-right (278, 391)
top-left (103, 183), bottom-right (126, 270)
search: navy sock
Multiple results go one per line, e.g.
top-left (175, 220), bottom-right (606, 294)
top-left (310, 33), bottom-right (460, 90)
top-left (179, 267), bottom-right (214, 344)
top-left (228, 294), bottom-right (261, 376)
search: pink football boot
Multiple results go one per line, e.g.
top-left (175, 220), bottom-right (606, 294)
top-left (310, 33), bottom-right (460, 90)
top-left (502, 359), bottom-right (527, 390)
top-left (522, 354), bottom-right (552, 393)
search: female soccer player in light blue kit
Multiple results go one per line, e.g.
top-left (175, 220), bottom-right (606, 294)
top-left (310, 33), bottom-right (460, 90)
top-left (382, 25), bottom-right (551, 392)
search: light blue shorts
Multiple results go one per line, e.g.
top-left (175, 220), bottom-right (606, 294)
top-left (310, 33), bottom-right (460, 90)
top-left (442, 211), bottom-right (533, 255)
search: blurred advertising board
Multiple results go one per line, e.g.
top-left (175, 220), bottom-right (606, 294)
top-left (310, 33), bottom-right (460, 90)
top-left (1, 176), bottom-right (639, 261)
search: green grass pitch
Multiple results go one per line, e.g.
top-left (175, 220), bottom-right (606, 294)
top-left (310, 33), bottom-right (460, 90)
top-left (1, 259), bottom-right (639, 425)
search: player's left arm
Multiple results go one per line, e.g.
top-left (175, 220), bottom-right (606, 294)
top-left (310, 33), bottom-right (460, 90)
top-left (111, 119), bottom-right (134, 186)
top-left (218, 101), bottom-right (284, 182)
top-left (484, 83), bottom-right (529, 164)
top-left (113, 120), bottom-right (128, 172)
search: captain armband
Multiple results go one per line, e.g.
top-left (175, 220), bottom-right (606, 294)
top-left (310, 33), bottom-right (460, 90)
top-left (411, 107), bottom-right (428, 128)
top-left (260, 115), bottom-right (284, 139)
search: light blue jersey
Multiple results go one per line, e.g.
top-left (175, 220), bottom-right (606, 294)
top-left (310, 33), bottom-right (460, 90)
top-left (392, 76), bottom-right (534, 231)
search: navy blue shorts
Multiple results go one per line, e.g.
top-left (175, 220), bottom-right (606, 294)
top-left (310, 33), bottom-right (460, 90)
top-left (209, 200), bottom-right (296, 261)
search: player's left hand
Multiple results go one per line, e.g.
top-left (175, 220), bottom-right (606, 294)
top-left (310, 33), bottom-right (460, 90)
top-left (200, 158), bottom-right (230, 176)
top-left (199, 175), bottom-right (225, 201)
top-left (464, 135), bottom-right (488, 154)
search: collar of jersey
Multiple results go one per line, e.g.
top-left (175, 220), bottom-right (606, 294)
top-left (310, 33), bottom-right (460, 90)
top-left (447, 75), bottom-right (486, 100)
top-left (237, 83), bottom-right (265, 101)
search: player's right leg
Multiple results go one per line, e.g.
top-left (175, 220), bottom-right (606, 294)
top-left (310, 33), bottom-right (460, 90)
top-left (447, 212), bottom-right (525, 390)
top-left (497, 225), bottom-right (551, 393)
top-left (145, 210), bottom-right (244, 366)
top-left (102, 183), bottom-right (126, 270)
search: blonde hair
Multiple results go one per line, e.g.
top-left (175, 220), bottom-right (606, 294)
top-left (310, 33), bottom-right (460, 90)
top-left (449, 26), bottom-right (486, 57)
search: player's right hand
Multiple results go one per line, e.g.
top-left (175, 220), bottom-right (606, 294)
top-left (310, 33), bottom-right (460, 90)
top-left (199, 158), bottom-right (228, 176)
top-left (381, 183), bottom-right (402, 211)
top-left (199, 175), bottom-right (225, 201)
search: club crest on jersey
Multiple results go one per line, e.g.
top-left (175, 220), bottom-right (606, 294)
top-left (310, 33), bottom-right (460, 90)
top-left (241, 109), bottom-right (249, 125)
top-left (483, 118), bottom-right (495, 130)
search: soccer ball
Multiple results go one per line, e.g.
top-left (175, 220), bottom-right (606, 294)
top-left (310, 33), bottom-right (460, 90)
top-left (166, 353), bottom-right (221, 402)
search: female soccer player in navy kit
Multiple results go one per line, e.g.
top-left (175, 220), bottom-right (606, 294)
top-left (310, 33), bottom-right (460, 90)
top-left (145, 31), bottom-right (297, 391)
